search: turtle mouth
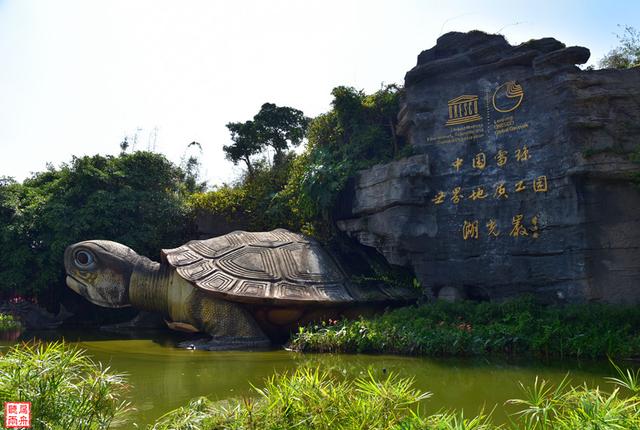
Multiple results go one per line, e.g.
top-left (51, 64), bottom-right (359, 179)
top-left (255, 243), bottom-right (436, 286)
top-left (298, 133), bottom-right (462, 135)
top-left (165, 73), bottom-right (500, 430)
top-left (65, 273), bottom-right (131, 308)
top-left (66, 274), bottom-right (89, 296)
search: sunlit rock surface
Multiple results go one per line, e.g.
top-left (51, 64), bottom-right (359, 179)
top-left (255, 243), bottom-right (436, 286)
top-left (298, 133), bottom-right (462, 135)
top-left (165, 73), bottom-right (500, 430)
top-left (337, 31), bottom-right (640, 303)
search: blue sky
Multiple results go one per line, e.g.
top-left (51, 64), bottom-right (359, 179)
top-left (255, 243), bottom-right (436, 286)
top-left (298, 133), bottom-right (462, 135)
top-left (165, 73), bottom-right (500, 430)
top-left (0, 0), bottom-right (637, 185)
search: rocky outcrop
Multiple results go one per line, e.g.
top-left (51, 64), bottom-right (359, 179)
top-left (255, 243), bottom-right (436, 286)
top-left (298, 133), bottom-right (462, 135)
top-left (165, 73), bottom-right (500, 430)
top-left (337, 31), bottom-right (640, 304)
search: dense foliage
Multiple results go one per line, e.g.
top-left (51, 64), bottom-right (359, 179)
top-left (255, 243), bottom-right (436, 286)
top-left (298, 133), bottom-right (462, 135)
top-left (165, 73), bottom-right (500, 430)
top-left (0, 151), bottom-right (195, 299)
top-left (279, 85), bottom-right (406, 233)
top-left (290, 298), bottom-right (640, 358)
top-left (151, 365), bottom-right (640, 430)
top-left (0, 313), bottom-right (20, 331)
top-left (188, 153), bottom-right (301, 231)
top-left (0, 342), bottom-right (131, 430)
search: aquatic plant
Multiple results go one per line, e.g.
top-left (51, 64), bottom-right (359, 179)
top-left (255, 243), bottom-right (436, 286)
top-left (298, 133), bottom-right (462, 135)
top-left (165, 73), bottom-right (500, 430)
top-left (290, 298), bottom-right (640, 358)
top-left (0, 341), bottom-right (132, 430)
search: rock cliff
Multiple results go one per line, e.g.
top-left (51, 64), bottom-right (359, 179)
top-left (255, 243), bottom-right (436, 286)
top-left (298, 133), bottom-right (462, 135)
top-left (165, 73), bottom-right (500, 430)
top-left (336, 31), bottom-right (640, 303)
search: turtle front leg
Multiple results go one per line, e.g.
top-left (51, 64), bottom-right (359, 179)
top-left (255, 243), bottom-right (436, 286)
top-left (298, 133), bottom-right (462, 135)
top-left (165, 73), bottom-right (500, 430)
top-left (178, 292), bottom-right (271, 351)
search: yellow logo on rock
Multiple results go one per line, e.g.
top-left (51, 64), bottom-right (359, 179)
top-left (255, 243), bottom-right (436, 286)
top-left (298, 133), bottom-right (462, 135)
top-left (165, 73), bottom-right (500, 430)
top-left (445, 95), bottom-right (481, 126)
top-left (492, 81), bottom-right (524, 113)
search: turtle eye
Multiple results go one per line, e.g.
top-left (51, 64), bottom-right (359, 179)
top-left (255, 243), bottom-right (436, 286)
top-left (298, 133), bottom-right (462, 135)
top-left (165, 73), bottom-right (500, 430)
top-left (74, 250), bottom-right (95, 268)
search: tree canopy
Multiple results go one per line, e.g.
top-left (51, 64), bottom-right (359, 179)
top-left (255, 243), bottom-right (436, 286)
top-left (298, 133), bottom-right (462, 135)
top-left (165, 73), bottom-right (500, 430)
top-left (252, 103), bottom-right (309, 163)
top-left (223, 103), bottom-right (309, 173)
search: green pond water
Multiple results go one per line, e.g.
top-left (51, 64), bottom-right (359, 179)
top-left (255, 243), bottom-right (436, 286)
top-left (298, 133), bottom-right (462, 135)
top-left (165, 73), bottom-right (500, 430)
top-left (1, 329), bottom-right (620, 428)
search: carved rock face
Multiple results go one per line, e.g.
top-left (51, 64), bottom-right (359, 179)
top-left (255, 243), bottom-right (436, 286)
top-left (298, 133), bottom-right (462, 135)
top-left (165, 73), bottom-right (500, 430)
top-left (64, 240), bottom-right (136, 308)
top-left (337, 31), bottom-right (640, 304)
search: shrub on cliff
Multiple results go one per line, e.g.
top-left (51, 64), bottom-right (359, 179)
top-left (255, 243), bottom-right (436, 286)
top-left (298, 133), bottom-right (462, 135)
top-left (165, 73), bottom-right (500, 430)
top-left (0, 151), bottom-right (194, 298)
top-left (277, 84), bottom-right (406, 236)
top-left (191, 86), bottom-right (406, 239)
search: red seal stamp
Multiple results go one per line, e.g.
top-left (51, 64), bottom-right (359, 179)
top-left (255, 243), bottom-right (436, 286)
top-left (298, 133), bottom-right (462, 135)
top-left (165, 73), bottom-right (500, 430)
top-left (4, 402), bottom-right (31, 428)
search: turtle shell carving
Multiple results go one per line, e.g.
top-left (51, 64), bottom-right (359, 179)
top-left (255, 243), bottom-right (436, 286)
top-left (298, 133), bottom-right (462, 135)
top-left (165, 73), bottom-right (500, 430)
top-left (162, 229), bottom-right (359, 305)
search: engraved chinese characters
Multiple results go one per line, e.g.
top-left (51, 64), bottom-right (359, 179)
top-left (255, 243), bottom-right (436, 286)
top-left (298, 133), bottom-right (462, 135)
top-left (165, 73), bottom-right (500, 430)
top-left (337, 31), bottom-right (640, 303)
top-left (429, 81), bottom-right (548, 241)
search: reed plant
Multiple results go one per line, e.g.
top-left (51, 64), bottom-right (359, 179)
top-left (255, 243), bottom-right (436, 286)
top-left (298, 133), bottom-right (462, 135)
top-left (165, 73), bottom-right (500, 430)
top-left (0, 341), bottom-right (132, 430)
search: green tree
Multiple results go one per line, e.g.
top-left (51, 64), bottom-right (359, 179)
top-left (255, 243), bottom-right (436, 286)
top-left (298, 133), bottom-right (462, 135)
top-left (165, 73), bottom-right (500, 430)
top-left (224, 103), bottom-right (309, 172)
top-left (599, 25), bottom-right (640, 69)
top-left (253, 103), bottom-right (309, 165)
top-left (189, 153), bottom-right (300, 232)
top-left (223, 121), bottom-right (262, 175)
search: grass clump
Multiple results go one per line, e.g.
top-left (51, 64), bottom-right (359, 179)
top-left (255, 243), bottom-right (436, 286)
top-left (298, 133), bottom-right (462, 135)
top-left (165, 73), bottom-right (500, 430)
top-left (290, 298), bottom-right (640, 358)
top-left (505, 368), bottom-right (640, 430)
top-left (0, 313), bottom-right (20, 331)
top-left (150, 368), bottom-right (432, 430)
top-left (0, 341), bottom-right (132, 430)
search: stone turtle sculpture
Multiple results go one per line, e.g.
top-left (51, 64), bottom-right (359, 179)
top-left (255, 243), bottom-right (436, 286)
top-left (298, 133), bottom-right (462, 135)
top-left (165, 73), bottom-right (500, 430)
top-left (65, 229), bottom-right (415, 349)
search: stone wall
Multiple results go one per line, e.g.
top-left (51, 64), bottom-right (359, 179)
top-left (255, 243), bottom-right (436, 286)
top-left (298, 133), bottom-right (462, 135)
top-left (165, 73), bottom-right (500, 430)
top-left (336, 31), bottom-right (640, 303)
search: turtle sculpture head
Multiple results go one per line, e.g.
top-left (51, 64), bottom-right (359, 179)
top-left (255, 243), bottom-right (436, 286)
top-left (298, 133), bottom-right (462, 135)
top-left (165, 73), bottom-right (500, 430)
top-left (64, 240), bottom-right (140, 308)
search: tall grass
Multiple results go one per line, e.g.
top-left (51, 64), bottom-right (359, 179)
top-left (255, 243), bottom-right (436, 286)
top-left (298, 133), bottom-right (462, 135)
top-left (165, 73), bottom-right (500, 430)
top-left (504, 362), bottom-right (640, 429)
top-left (290, 298), bottom-right (640, 358)
top-left (0, 341), bottom-right (132, 430)
top-left (149, 362), bottom-right (640, 430)
top-left (150, 368), bottom-right (432, 430)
